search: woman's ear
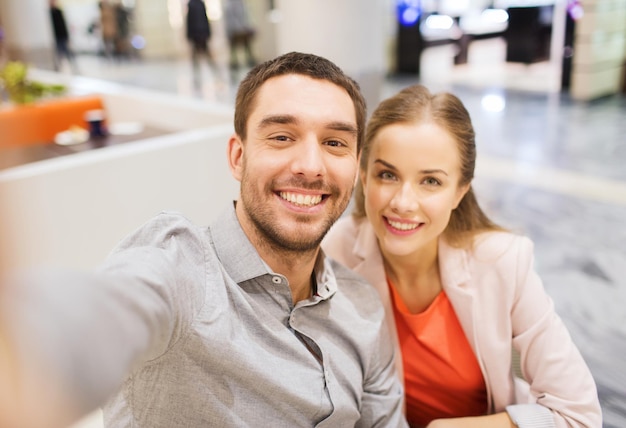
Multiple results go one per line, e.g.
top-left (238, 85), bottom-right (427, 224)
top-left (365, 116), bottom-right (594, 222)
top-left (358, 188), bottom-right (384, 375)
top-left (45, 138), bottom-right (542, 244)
top-left (227, 133), bottom-right (244, 182)
top-left (359, 168), bottom-right (368, 188)
top-left (454, 182), bottom-right (471, 209)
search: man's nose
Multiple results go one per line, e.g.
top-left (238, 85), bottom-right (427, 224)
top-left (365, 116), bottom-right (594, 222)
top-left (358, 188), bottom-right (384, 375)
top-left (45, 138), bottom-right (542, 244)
top-left (291, 137), bottom-right (326, 178)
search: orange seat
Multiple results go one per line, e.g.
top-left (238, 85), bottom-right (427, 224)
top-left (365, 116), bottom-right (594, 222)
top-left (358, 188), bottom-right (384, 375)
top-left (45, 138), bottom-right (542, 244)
top-left (0, 95), bottom-right (105, 147)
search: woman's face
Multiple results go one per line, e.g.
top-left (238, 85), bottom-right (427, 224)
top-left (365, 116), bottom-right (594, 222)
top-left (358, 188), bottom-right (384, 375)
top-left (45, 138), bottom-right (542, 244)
top-left (361, 121), bottom-right (469, 260)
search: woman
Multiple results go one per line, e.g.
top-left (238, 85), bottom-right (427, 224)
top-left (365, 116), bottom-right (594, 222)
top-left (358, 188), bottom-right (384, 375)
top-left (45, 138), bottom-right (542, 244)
top-left (322, 85), bottom-right (601, 428)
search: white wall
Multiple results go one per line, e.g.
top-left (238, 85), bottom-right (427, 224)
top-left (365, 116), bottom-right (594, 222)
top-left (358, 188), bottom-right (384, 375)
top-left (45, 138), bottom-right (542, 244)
top-left (0, 0), bottom-right (54, 66)
top-left (570, 0), bottom-right (626, 100)
top-left (0, 125), bottom-right (238, 272)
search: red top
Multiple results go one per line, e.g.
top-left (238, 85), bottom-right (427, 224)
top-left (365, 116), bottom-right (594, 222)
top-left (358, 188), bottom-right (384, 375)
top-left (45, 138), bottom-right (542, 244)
top-left (388, 280), bottom-right (488, 427)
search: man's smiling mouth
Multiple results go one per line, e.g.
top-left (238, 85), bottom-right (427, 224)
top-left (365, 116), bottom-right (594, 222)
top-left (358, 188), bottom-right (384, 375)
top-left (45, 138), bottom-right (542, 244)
top-left (279, 192), bottom-right (323, 207)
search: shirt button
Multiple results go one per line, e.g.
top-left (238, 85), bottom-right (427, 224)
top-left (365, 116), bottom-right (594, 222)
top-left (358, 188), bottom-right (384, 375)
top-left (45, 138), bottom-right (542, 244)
top-left (272, 276), bottom-right (281, 284)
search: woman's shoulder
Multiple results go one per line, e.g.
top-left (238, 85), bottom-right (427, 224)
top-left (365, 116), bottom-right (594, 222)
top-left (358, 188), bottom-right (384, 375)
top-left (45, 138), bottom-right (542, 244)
top-left (322, 215), bottom-right (368, 266)
top-left (443, 232), bottom-right (536, 298)
top-left (324, 214), bottom-right (364, 242)
top-left (468, 230), bottom-right (533, 263)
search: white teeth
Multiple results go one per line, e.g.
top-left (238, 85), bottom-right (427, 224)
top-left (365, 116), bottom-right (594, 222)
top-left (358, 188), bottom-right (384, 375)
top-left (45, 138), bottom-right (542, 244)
top-left (388, 219), bottom-right (419, 231)
top-left (280, 192), bottom-right (322, 207)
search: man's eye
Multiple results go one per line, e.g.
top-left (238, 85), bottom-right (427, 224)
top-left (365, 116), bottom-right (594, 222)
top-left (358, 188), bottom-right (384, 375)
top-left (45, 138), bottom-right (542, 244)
top-left (324, 140), bottom-right (345, 147)
top-left (272, 135), bottom-right (290, 142)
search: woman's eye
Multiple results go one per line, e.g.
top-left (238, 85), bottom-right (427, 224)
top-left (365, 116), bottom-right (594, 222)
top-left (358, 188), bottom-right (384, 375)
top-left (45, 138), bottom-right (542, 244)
top-left (424, 177), bottom-right (441, 186)
top-left (379, 171), bottom-right (396, 180)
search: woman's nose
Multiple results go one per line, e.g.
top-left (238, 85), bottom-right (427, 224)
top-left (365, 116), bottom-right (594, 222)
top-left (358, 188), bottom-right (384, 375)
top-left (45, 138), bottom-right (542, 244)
top-left (390, 182), bottom-right (419, 213)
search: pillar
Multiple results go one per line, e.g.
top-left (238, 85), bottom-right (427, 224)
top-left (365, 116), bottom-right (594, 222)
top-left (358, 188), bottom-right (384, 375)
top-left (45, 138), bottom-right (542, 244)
top-left (569, 0), bottom-right (626, 100)
top-left (272, 0), bottom-right (390, 111)
top-left (0, 0), bottom-right (55, 68)
top-left (130, 0), bottom-right (181, 59)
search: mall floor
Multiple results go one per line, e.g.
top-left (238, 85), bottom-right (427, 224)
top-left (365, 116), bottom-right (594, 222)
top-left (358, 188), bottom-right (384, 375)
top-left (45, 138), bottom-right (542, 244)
top-left (61, 37), bottom-right (625, 427)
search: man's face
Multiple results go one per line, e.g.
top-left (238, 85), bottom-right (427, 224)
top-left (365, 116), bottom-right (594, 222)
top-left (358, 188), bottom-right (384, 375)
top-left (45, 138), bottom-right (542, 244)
top-left (229, 74), bottom-right (359, 253)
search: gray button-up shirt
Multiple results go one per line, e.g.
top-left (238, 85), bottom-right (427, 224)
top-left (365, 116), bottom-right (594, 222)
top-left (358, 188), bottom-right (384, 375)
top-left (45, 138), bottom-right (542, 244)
top-left (97, 205), bottom-right (406, 427)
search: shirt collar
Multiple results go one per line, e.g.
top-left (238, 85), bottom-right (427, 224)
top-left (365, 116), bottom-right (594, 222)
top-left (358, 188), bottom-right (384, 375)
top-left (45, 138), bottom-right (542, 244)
top-left (314, 249), bottom-right (337, 300)
top-left (209, 202), bottom-right (270, 284)
top-left (209, 202), bottom-right (337, 300)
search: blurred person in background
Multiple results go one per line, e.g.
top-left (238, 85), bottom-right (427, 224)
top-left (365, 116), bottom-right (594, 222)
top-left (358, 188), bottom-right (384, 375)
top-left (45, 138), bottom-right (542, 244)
top-left (186, 0), bottom-right (215, 83)
top-left (0, 51), bottom-right (407, 428)
top-left (113, 1), bottom-right (132, 60)
top-left (223, 0), bottom-right (256, 70)
top-left (323, 84), bottom-right (602, 428)
top-left (49, 0), bottom-right (78, 72)
top-left (98, 0), bottom-right (117, 59)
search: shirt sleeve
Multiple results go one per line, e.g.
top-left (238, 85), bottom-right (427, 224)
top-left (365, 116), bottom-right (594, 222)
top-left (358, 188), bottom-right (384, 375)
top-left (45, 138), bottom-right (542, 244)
top-left (1, 212), bottom-right (207, 420)
top-left (356, 313), bottom-right (408, 428)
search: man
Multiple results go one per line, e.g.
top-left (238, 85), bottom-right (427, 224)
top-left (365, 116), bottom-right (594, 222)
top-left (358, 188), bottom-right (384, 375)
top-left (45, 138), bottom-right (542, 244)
top-left (1, 52), bottom-right (407, 427)
top-left (49, 0), bottom-right (78, 72)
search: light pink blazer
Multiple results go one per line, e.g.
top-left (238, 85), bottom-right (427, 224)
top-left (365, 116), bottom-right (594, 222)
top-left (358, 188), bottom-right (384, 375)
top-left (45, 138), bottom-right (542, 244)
top-left (322, 216), bottom-right (602, 428)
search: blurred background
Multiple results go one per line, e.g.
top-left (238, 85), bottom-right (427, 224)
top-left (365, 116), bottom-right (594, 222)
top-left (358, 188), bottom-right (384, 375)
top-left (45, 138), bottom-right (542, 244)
top-left (0, 1), bottom-right (625, 427)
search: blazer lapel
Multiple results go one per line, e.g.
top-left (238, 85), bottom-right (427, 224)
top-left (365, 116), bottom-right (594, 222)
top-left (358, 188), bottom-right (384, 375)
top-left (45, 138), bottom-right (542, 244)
top-left (351, 221), bottom-right (389, 303)
top-left (350, 221), bottom-right (403, 376)
top-left (439, 239), bottom-right (497, 410)
top-left (439, 239), bottom-right (477, 350)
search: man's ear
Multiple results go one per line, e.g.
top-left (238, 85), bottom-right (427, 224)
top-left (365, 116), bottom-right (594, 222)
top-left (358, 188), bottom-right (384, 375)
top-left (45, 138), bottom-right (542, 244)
top-left (227, 133), bottom-right (244, 182)
top-left (354, 155), bottom-right (361, 187)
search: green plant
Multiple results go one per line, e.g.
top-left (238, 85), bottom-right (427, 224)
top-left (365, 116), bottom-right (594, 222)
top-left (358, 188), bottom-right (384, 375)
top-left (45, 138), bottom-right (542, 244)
top-left (0, 61), bottom-right (66, 105)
